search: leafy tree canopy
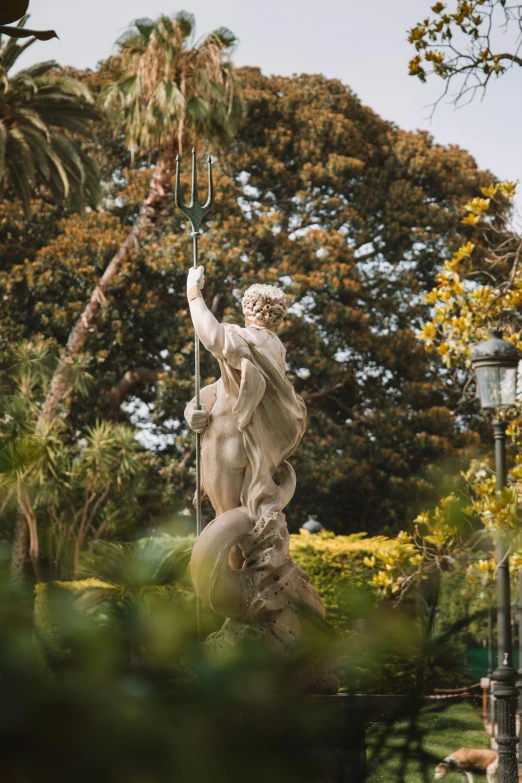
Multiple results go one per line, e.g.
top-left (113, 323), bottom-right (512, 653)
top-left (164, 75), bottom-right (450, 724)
top-left (0, 65), bottom-right (506, 537)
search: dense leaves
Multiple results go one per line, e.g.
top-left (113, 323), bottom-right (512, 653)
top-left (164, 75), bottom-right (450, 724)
top-left (415, 182), bottom-right (522, 549)
top-left (0, 341), bottom-right (149, 579)
top-left (0, 62), bottom-right (505, 538)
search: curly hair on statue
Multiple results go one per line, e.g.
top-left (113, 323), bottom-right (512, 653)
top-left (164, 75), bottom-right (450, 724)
top-left (241, 284), bottom-right (288, 329)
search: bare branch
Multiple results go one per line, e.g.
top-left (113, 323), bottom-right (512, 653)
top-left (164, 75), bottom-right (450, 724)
top-left (110, 366), bottom-right (163, 407)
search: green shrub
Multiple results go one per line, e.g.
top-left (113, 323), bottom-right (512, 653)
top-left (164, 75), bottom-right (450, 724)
top-left (290, 531), bottom-right (469, 694)
top-left (35, 534), bottom-right (222, 663)
top-left (290, 531), bottom-right (398, 633)
top-left (35, 578), bottom-right (116, 656)
top-left (34, 531), bottom-right (470, 695)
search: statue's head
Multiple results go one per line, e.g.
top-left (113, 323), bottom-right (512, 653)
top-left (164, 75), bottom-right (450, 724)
top-left (242, 284), bottom-right (288, 330)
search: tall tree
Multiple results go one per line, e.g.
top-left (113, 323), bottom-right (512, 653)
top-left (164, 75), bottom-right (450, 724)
top-left (0, 340), bottom-right (145, 580)
top-left (1, 68), bottom-right (506, 541)
top-left (39, 12), bottom-right (243, 428)
top-left (8, 12), bottom-right (243, 579)
top-left (0, 19), bottom-right (100, 216)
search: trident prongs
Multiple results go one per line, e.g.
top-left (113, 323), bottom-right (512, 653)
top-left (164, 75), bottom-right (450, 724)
top-left (174, 147), bottom-right (214, 236)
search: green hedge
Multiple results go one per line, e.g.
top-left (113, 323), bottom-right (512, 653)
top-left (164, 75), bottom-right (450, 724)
top-left (34, 531), bottom-right (468, 693)
top-left (35, 532), bottom-right (396, 647)
top-left (289, 531), bottom-right (397, 633)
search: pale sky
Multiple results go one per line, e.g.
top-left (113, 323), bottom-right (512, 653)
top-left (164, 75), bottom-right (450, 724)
top-left (18, 0), bottom-right (522, 208)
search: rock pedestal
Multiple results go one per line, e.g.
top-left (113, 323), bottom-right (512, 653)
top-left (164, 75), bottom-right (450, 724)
top-left (300, 694), bottom-right (407, 782)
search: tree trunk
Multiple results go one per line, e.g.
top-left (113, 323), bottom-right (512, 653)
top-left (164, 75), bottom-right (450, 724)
top-left (10, 509), bottom-right (30, 583)
top-left (11, 144), bottom-right (178, 579)
top-left (39, 144), bottom-right (178, 428)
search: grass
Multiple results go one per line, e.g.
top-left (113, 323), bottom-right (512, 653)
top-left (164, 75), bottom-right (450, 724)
top-left (366, 700), bottom-right (491, 782)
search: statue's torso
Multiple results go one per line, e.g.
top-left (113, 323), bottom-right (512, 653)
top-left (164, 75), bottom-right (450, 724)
top-left (201, 375), bottom-right (247, 515)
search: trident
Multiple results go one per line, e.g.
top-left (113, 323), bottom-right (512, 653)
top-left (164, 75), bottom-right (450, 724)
top-left (174, 148), bottom-right (214, 540)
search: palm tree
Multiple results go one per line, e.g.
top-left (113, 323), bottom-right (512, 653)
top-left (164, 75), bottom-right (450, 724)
top-left (38, 12), bottom-right (243, 427)
top-left (0, 17), bottom-right (100, 216)
top-left (3, 341), bottom-right (144, 582)
top-left (10, 13), bottom-right (243, 578)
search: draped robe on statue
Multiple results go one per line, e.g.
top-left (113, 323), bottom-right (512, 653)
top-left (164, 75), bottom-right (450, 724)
top-left (211, 323), bottom-right (307, 522)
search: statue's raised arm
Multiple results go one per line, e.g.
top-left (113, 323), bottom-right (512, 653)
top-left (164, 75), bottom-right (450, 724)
top-left (187, 265), bottom-right (226, 358)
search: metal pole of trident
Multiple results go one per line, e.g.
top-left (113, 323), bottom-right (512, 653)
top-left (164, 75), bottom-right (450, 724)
top-left (174, 148), bottom-right (214, 540)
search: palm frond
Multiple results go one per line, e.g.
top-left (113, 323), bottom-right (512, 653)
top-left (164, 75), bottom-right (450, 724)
top-left (14, 59), bottom-right (58, 80)
top-left (0, 39), bottom-right (100, 216)
top-left (10, 339), bottom-right (56, 381)
top-left (116, 17), bottom-right (154, 51)
top-left (0, 33), bottom-right (35, 71)
top-left (79, 535), bottom-right (195, 589)
top-left (0, 435), bottom-right (43, 486)
top-left (174, 11), bottom-right (195, 40)
top-left (67, 360), bottom-right (94, 398)
top-left (6, 129), bottom-right (34, 213)
top-left (207, 27), bottom-right (238, 51)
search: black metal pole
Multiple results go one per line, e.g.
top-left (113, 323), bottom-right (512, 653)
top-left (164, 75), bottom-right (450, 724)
top-left (517, 571), bottom-right (522, 767)
top-left (512, 602), bottom-right (518, 663)
top-left (464, 601), bottom-right (469, 667)
top-left (492, 420), bottom-right (518, 783)
top-left (488, 593), bottom-right (496, 730)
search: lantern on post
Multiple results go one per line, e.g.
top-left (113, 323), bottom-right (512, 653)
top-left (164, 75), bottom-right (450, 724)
top-left (472, 330), bottom-right (519, 410)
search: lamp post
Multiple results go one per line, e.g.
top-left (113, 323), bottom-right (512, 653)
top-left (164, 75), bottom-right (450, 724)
top-left (512, 601), bottom-right (518, 659)
top-left (472, 330), bottom-right (521, 783)
top-left (488, 591), bottom-right (496, 730)
top-left (517, 574), bottom-right (522, 768)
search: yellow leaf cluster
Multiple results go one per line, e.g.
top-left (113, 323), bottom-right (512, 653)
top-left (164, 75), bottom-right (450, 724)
top-left (418, 182), bottom-right (521, 369)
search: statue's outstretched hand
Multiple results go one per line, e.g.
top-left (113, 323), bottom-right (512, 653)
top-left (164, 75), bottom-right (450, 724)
top-left (187, 265), bottom-right (205, 296)
top-left (186, 403), bottom-right (209, 433)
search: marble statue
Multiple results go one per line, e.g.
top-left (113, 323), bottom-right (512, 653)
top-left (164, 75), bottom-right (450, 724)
top-left (185, 266), bottom-right (337, 692)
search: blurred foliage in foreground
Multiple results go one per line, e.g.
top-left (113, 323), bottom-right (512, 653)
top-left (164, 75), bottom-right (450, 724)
top-left (31, 531), bottom-right (473, 699)
top-left (2, 548), bottom-right (329, 783)
top-left (0, 521), bottom-right (489, 782)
